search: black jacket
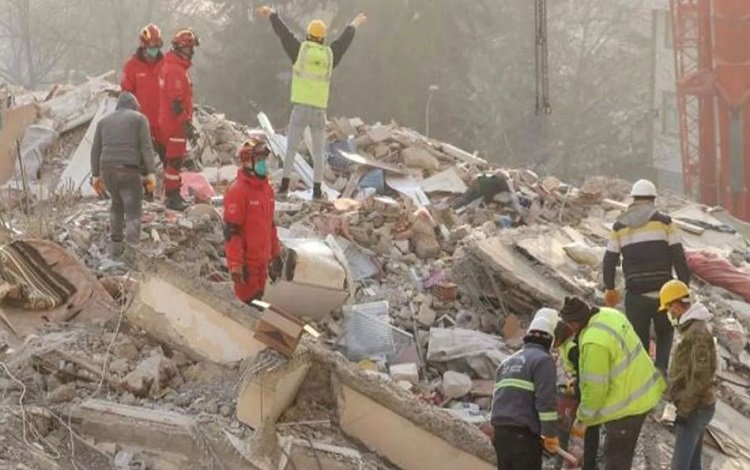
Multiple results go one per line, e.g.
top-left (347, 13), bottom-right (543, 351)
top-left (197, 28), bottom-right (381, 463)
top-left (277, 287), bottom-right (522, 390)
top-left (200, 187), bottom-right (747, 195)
top-left (602, 201), bottom-right (690, 294)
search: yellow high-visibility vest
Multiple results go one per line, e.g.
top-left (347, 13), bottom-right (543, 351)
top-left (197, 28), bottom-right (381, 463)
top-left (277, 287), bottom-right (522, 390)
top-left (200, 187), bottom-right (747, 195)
top-left (291, 41), bottom-right (333, 109)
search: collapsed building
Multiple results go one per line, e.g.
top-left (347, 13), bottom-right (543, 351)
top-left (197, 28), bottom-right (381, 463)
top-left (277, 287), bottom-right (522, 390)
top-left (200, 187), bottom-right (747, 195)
top-left (1, 74), bottom-right (750, 469)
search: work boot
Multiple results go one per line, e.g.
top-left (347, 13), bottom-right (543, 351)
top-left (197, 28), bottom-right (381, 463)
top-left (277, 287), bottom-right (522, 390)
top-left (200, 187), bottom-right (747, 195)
top-left (165, 189), bottom-right (189, 211)
top-left (108, 240), bottom-right (124, 259)
top-left (312, 182), bottom-right (323, 201)
top-left (278, 177), bottom-right (290, 196)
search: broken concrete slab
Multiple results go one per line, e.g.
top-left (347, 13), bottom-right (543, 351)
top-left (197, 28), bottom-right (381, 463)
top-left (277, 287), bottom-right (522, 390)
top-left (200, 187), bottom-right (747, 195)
top-left (40, 71), bottom-right (118, 133)
top-left (236, 350), bottom-right (311, 430)
top-left (440, 143), bottom-right (488, 167)
top-left (71, 399), bottom-right (256, 470)
top-left (127, 264), bottom-right (265, 365)
top-left (469, 235), bottom-right (572, 308)
top-left (442, 371), bottom-right (473, 399)
top-left (420, 168), bottom-right (468, 194)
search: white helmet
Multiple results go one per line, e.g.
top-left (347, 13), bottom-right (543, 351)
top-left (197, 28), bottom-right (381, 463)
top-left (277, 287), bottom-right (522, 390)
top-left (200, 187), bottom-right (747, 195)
top-left (630, 179), bottom-right (657, 198)
top-left (527, 308), bottom-right (560, 336)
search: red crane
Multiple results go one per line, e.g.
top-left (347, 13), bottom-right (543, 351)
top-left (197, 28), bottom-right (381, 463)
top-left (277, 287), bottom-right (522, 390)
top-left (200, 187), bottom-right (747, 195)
top-left (670, 0), bottom-right (750, 219)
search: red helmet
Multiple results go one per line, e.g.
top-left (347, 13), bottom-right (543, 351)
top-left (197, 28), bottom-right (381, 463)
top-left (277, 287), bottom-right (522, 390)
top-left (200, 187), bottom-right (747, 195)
top-left (139, 24), bottom-right (163, 48)
top-left (172, 29), bottom-right (200, 49)
top-left (238, 137), bottom-right (269, 163)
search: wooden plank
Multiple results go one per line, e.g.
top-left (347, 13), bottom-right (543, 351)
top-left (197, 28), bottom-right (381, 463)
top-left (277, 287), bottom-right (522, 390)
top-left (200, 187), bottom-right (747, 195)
top-left (441, 143), bottom-right (488, 166)
top-left (0, 103), bottom-right (39, 185)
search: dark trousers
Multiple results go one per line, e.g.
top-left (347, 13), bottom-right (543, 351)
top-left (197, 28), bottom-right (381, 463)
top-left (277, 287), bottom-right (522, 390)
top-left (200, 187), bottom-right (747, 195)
top-left (625, 292), bottom-right (674, 372)
top-left (673, 404), bottom-right (715, 470)
top-left (583, 424), bottom-right (601, 470)
top-left (603, 413), bottom-right (647, 470)
top-left (493, 425), bottom-right (542, 470)
top-left (102, 170), bottom-right (143, 245)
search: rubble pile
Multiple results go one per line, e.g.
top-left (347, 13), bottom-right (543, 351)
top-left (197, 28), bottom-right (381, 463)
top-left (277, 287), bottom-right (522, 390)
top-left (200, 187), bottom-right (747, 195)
top-left (2, 74), bottom-right (750, 468)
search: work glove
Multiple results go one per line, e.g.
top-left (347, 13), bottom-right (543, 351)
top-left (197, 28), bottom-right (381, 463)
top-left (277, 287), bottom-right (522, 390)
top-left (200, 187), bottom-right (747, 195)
top-left (542, 436), bottom-right (560, 455)
top-left (570, 420), bottom-right (586, 439)
top-left (91, 176), bottom-right (105, 197)
top-left (351, 13), bottom-right (367, 28)
top-left (183, 120), bottom-right (198, 145)
top-left (229, 265), bottom-right (246, 284)
top-left (604, 289), bottom-right (620, 307)
top-left (256, 5), bottom-right (274, 17)
top-left (143, 174), bottom-right (156, 194)
top-left (268, 256), bottom-right (283, 283)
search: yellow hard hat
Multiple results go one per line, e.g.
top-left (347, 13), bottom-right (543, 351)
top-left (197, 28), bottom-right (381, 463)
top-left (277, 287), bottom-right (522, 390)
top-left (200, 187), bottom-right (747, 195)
top-left (307, 19), bottom-right (327, 39)
top-left (659, 280), bottom-right (689, 312)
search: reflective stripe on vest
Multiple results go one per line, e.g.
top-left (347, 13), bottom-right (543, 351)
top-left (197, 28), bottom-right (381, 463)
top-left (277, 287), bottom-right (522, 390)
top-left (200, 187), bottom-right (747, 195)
top-left (494, 378), bottom-right (535, 392)
top-left (291, 41), bottom-right (333, 109)
top-left (578, 370), bottom-right (662, 421)
top-left (539, 410), bottom-right (559, 422)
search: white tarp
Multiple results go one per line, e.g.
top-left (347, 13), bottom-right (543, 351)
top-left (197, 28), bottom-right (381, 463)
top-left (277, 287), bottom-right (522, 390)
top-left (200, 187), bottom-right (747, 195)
top-left (56, 97), bottom-right (117, 195)
top-left (426, 328), bottom-right (508, 379)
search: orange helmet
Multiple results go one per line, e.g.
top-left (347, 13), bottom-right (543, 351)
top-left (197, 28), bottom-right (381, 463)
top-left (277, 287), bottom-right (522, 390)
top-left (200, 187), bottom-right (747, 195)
top-left (172, 28), bottom-right (200, 49)
top-left (238, 137), bottom-right (269, 163)
top-left (139, 24), bottom-right (163, 48)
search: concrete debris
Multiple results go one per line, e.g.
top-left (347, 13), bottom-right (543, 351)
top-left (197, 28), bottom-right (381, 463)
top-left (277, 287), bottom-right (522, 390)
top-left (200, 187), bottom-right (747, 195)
top-left (442, 371), bottom-right (473, 399)
top-left (3, 74), bottom-right (750, 469)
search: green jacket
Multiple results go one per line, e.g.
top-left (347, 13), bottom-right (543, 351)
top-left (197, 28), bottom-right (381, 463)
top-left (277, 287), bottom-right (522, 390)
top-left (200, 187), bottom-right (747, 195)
top-left (668, 302), bottom-right (716, 417)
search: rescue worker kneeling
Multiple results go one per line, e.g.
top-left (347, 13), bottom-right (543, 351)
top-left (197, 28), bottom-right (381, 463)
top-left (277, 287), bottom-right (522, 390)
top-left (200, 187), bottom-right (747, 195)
top-left (491, 308), bottom-right (560, 470)
top-left (223, 138), bottom-right (282, 303)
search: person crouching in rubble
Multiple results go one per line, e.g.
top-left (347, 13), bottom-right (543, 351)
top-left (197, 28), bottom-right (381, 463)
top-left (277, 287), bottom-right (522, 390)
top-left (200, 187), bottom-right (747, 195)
top-left (90, 92), bottom-right (156, 258)
top-left (223, 138), bottom-right (283, 304)
top-left (560, 296), bottom-right (665, 470)
top-left (490, 308), bottom-right (560, 469)
top-left (659, 280), bottom-right (716, 470)
top-left (555, 323), bottom-right (601, 470)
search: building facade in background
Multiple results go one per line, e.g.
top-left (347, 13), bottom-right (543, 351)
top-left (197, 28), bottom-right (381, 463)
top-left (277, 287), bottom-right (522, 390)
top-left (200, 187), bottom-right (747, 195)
top-left (650, 1), bottom-right (683, 193)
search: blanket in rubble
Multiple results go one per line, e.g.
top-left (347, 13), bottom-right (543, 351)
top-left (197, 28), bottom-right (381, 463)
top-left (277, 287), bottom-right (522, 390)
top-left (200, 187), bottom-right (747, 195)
top-left (0, 240), bottom-right (77, 310)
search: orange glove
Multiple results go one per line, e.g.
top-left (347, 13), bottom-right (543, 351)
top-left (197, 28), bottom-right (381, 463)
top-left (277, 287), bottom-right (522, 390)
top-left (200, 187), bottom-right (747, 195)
top-left (91, 177), bottom-right (105, 197)
top-left (542, 436), bottom-right (560, 454)
top-left (143, 174), bottom-right (156, 194)
top-left (229, 265), bottom-right (246, 284)
top-left (256, 5), bottom-right (274, 17)
top-left (604, 289), bottom-right (620, 307)
top-left (570, 420), bottom-right (586, 439)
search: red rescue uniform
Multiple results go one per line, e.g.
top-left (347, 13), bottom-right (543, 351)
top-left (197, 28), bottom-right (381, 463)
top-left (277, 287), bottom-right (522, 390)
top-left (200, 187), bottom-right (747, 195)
top-left (120, 49), bottom-right (162, 141)
top-left (158, 51), bottom-right (194, 192)
top-left (223, 169), bottom-right (281, 302)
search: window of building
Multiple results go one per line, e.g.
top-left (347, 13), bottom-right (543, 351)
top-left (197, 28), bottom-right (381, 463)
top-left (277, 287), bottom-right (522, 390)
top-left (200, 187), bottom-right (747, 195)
top-left (662, 92), bottom-right (679, 136)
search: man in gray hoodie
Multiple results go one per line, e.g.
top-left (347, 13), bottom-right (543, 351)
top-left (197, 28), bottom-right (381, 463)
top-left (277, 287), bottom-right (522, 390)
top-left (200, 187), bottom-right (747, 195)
top-left (90, 92), bottom-right (156, 257)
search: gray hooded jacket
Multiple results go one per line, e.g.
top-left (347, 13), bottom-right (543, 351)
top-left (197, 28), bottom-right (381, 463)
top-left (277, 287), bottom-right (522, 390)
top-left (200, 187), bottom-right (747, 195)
top-left (90, 92), bottom-right (155, 177)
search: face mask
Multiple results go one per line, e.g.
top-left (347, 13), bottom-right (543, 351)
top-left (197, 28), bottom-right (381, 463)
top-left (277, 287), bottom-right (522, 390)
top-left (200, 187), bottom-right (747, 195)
top-left (146, 47), bottom-right (160, 58)
top-left (668, 313), bottom-right (680, 327)
top-left (253, 160), bottom-right (268, 177)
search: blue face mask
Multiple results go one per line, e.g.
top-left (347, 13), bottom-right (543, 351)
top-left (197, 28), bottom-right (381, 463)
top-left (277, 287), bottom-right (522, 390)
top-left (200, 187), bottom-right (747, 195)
top-left (253, 160), bottom-right (268, 177)
top-left (145, 47), bottom-right (160, 58)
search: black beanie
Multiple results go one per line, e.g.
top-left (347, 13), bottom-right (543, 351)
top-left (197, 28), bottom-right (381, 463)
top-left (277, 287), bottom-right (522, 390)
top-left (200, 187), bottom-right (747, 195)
top-left (560, 296), bottom-right (597, 323)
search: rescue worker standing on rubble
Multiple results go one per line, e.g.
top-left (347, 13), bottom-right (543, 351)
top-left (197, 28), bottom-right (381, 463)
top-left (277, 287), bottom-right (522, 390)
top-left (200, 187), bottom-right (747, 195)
top-left (223, 137), bottom-right (282, 303)
top-left (560, 296), bottom-right (665, 470)
top-left (90, 92), bottom-right (156, 258)
top-left (490, 308), bottom-right (560, 469)
top-left (602, 179), bottom-right (691, 373)
top-left (158, 28), bottom-right (199, 211)
top-left (659, 280), bottom-right (716, 470)
top-left (121, 24), bottom-right (165, 165)
top-left (256, 5), bottom-right (366, 200)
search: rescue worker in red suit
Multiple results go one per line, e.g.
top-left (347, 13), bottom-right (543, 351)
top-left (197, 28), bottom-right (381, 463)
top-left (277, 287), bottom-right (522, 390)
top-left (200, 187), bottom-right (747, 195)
top-left (223, 138), bottom-right (282, 303)
top-left (121, 24), bottom-right (165, 165)
top-left (158, 28), bottom-right (199, 211)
